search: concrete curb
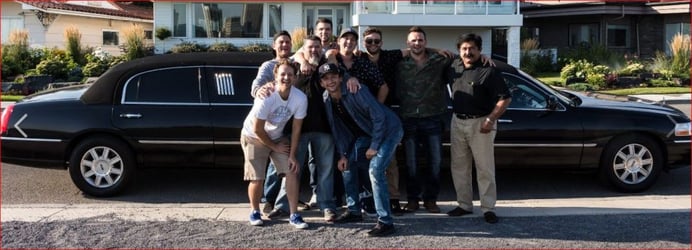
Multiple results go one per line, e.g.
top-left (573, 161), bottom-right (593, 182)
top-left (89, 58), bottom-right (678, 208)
top-left (2, 195), bottom-right (689, 222)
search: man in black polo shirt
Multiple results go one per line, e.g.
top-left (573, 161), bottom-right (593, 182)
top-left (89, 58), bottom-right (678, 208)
top-left (446, 33), bottom-right (511, 224)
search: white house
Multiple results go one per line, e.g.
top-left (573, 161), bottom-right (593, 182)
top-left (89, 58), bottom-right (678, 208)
top-left (152, 1), bottom-right (523, 66)
top-left (1, 0), bottom-right (153, 56)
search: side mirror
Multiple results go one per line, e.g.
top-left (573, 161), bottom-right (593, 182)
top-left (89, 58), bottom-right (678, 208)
top-left (547, 96), bottom-right (559, 110)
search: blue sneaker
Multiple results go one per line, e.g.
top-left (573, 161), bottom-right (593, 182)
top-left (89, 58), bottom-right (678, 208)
top-left (249, 210), bottom-right (263, 226)
top-left (289, 213), bottom-right (308, 229)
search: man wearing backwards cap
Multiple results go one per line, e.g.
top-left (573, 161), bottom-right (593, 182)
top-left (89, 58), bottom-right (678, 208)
top-left (319, 63), bottom-right (403, 237)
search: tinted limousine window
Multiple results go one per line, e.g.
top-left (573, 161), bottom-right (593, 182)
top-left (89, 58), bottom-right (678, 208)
top-left (123, 67), bottom-right (204, 104)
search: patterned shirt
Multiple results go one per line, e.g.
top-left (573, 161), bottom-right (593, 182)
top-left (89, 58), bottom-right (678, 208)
top-left (396, 53), bottom-right (452, 118)
top-left (359, 49), bottom-right (403, 106)
top-left (336, 54), bottom-right (385, 98)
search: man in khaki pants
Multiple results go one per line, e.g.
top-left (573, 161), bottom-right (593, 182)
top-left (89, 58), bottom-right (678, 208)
top-left (447, 33), bottom-right (511, 224)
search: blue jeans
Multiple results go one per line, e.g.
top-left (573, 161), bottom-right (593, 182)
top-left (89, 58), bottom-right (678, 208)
top-left (274, 132), bottom-right (336, 212)
top-left (403, 115), bottom-right (442, 202)
top-left (262, 163), bottom-right (280, 204)
top-left (343, 129), bottom-right (403, 225)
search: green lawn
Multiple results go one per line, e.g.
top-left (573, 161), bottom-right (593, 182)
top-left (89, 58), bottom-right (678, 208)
top-left (1, 95), bottom-right (24, 102)
top-left (599, 87), bottom-right (691, 96)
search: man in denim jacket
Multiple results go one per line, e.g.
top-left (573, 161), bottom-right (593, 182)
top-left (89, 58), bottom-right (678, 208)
top-left (319, 63), bottom-right (403, 237)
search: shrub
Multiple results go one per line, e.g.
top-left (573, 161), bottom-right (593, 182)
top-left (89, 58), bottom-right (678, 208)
top-left (521, 38), bottom-right (539, 51)
top-left (560, 59), bottom-right (593, 80)
top-left (36, 57), bottom-right (70, 81)
top-left (64, 26), bottom-right (84, 65)
top-left (649, 78), bottom-right (679, 87)
top-left (585, 72), bottom-right (605, 89)
top-left (558, 43), bottom-right (623, 69)
top-left (82, 53), bottom-right (110, 77)
top-left (567, 83), bottom-right (595, 91)
top-left (240, 43), bottom-right (272, 53)
top-left (521, 53), bottom-right (555, 75)
top-left (1, 30), bottom-right (31, 79)
top-left (291, 27), bottom-right (308, 52)
top-left (170, 41), bottom-right (208, 53)
top-left (618, 63), bottom-right (646, 76)
top-left (669, 33), bottom-right (690, 78)
top-left (207, 42), bottom-right (238, 52)
top-left (121, 24), bottom-right (151, 60)
top-left (155, 27), bottom-right (172, 41)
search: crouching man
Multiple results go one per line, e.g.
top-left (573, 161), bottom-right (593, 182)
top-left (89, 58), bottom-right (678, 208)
top-left (319, 63), bottom-right (403, 237)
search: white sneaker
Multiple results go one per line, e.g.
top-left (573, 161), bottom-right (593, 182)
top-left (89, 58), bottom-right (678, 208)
top-left (309, 193), bottom-right (318, 208)
top-left (249, 210), bottom-right (263, 226)
top-left (289, 214), bottom-right (309, 229)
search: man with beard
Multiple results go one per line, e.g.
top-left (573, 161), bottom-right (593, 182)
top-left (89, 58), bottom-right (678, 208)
top-left (396, 26), bottom-right (451, 214)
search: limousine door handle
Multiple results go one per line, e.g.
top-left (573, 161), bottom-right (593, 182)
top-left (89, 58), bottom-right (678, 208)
top-left (119, 113), bottom-right (142, 119)
top-left (498, 119), bottom-right (512, 123)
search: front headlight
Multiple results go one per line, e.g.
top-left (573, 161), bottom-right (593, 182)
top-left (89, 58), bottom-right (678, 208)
top-left (674, 122), bottom-right (691, 137)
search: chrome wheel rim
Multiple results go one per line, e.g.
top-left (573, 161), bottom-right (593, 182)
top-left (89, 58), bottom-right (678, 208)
top-left (612, 143), bottom-right (653, 185)
top-left (80, 146), bottom-right (123, 188)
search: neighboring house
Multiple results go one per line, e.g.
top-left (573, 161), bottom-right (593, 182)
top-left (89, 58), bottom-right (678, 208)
top-left (1, 0), bottom-right (153, 56)
top-left (152, 1), bottom-right (524, 67)
top-left (521, 0), bottom-right (690, 59)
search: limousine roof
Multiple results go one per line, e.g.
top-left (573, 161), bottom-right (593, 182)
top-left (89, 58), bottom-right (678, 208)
top-left (81, 52), bottom-right (274, 104)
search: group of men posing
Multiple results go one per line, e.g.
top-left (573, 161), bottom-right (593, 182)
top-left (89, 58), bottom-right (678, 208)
top-left (240, 17), bottom-right (512, 237)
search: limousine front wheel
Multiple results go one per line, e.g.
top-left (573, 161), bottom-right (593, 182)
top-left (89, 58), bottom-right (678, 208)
top-left (69, 136), bottom-right (135, 197)
top-left (600, 134), bottom-right (662, 193)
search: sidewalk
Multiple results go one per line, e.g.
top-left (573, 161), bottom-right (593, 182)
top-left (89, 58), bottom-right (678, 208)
top-left (2, 195), bottom-right (689, 222)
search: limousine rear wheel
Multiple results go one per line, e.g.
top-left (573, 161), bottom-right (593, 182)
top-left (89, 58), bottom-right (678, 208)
top-left (600, 134), bottom-right (662, 193)
top-left (69, 136), bottom-right (135, 197)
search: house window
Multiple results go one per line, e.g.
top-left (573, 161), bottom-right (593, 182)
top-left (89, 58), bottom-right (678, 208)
top-left (568, 23), bottom-right (599, 47)
top-left (410, 0), bottom-right (427, 4)
top-left (173, 3), bottom-right (187, 37)
top-left (103, 31), bottom-right (119, 45)
top-left (144, 30), bottom-right (153, 40)
top-left (607, 25), bottom-right (629, 48)
top-left (1, 17), bottom-right (23, 43)
top-left (193, 3), bottom-right (265, 38)
top-left (268, 4), bottom-right (282, 37)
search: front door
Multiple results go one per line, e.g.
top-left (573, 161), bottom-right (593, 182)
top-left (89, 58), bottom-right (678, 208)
top-left (304, 6), bottom-right (349, 37)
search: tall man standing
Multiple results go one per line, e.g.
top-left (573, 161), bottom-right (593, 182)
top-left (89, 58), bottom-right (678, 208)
top-left (396, 26), bottom-right (452, 214)
top-left (446, 33), bottom-right (511, 224)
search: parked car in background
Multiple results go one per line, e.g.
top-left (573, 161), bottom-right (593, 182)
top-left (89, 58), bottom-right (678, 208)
top-left (1, 52), bottom-right (689, 196)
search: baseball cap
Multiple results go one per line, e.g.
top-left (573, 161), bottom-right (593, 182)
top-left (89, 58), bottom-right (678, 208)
top-left (318, 63), bottom-right (341, 79)
top-left (339, 28), bottom-right (358, 40)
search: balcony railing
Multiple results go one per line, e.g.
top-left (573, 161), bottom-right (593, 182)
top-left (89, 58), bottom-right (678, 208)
top-left (354, 0), bottom-right (519, 15)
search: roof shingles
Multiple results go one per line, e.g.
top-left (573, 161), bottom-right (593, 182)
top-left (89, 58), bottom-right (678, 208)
top-left (18, 0), bottom-right (152, 20)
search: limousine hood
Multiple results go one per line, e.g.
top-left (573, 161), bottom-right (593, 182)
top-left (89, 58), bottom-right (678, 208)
top-left (572, 91), bottom-right (688, 119)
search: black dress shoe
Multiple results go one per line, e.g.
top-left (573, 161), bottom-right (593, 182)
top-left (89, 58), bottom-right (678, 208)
top-left (484, 211), bottom-right (499, 224)
top-left (367, 222), bottom-right (395, 237)
top-left (267, 208), bottom-right (289, 219)
top-left (447, 207), bottom-right (473, 217)
top-left (334, 211), bottom-right (363, 223)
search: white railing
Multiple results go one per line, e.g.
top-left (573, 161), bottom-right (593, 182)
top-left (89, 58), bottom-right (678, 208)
top-left (354, 0), bottom-right (519, 15)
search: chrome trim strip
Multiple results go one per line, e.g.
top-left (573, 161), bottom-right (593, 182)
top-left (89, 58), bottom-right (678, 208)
top-left (138, 140), bottom-right (214, 145)
top-left (442, 142), bottom-right (596, 147)
top-left (214, 141), bottom-right (242, 145)
top-left (495, 143), bottom-right (597, 147)
top-left (674, 140), bottom-right (691, 144)
top-left (1, 137), bottom-right (62, 142)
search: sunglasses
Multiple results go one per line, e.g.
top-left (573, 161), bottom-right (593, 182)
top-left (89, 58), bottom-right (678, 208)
top-left (365, 39), bottom-right (381, 45)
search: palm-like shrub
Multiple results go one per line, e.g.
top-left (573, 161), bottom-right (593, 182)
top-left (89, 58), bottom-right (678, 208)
top-left (121, 24), bottom-right (149, 60)
top-left (669, 33), bottom-right (690, 78)
top-left (64, 26), bottom-right (84, 65)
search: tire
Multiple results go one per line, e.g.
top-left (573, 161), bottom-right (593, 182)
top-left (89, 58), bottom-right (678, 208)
top-left (599, 134), bottom-right (663, 193)
top-left (69, 136), bottom-right (135, 197)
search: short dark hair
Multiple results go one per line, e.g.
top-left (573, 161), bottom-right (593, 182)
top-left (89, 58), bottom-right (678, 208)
top-left (363, 27), bottom-right (382, 38)
top-left (456, 33), bottom-right (483, 51)
top-left (315, 17), bottom-right (333, 28)
top-left (273, 30), bottom-right (291, 42)
top-left (304, 35), bottom-right (321, 44)
top-left (408, 26), bottom-right (426, 39)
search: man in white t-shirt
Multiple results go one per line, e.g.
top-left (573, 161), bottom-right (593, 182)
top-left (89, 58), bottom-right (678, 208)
top-left (241, 60), bottom-right (309, 229)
